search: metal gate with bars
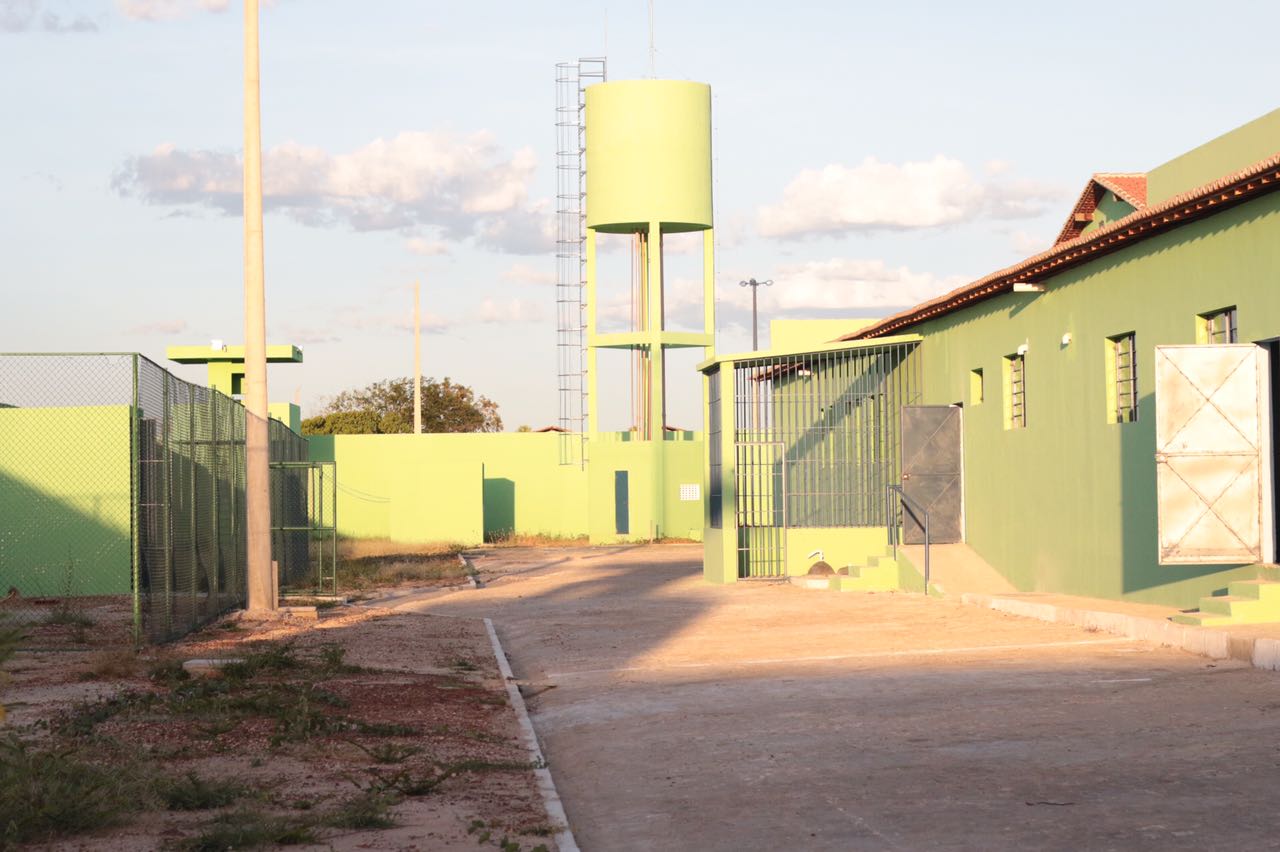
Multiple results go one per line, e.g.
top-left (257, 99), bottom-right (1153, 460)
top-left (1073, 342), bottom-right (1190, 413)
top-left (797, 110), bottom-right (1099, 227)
top-left (728, 341), bottom-right (921, 578)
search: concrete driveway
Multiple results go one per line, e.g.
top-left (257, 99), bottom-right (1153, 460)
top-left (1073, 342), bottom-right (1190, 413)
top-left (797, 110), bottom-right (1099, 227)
top-left (401, 545), bottom-right (1280, 851)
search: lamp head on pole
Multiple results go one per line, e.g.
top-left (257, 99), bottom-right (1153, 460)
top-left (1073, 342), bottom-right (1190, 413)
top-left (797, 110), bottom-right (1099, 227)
top-left (738, 278), bottom-right (773, 289)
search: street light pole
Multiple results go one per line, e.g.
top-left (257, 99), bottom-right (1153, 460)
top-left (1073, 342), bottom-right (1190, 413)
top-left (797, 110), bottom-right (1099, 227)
top-left (739, 278), bottom-right (773, 351)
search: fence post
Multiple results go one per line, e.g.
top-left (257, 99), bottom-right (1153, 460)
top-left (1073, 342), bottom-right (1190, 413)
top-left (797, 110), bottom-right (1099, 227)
top-left (210, 392), bottom-right (221, 610)
top-left (130, 355), bottom-right (142, 644)
top-left (189, 387), bottom-right (198, 623)
top-left (162, 375), bottom-right (173, 637)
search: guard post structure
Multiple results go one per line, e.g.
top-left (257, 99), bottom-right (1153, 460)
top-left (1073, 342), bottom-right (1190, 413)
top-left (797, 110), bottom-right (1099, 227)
top-left (167, 343), bottom-right (304, 434)
top-left (583, 79), bottom-right (715, 542)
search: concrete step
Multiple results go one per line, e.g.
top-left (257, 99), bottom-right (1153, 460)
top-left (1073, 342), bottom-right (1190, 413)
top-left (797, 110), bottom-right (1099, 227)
top-left (1172, 610), bottom-right (1248, 627)
top-left (1227, 579), bottom-right (1280, 600)
top-left (1173, 586), bottom-right (1280, 625)
top-left (1198, 595), bottom-right (1257, 616)
top-left (830, 560), bottom-right (898, 592)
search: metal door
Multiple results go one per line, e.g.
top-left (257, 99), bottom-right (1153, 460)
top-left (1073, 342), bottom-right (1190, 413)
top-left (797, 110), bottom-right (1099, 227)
top-left (1154, 345), bottom-right (1273, 564)
top-left (900, 405), bottom-right (964, 544)
top-left (735, 441), bottom-right (787, 577)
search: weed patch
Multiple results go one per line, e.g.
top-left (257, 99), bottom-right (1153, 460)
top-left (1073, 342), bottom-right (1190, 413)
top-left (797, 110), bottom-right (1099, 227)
top-left (0, 736), bottom-right (150, 846)
top-left (180, 807), bottom-right (317, 851)
top-left (155, 771), bottom-right (245, 811)
top-left (323, 790), bottom-right (398, 829)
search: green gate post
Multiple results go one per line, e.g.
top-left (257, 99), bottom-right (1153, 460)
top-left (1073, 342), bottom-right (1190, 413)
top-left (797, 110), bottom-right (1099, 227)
top-left (210, 392), bottom-right (220, 611)
top-left (162, 375), bottom-right (173, 637)
top-left (189, 387), bottom-right (198, 624)
top-left (129, 355), bottom-right (141, 644)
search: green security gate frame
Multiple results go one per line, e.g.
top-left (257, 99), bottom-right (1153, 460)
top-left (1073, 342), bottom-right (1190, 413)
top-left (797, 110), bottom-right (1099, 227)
top-left (270, 459), bottom-right (338, 596)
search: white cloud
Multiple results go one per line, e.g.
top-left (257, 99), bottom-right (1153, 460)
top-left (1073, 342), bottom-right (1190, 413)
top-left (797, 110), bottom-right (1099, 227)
top-left (115, 0), bottom-right (227, 21)
top-left (475, 297), bottom-right (545, 325)
top-left (502, 262), bottom-right (556, 286)
top-left (1, 0), bottom-right (97, 32)
top-left (725, 258), bottom-right (965, 313)
top-left (1009, 229), bottom-right (1050, 256)
top-left (113, 132), bottom-right (548, 253)
top-left (757, 156), bottom-right (1063, 238)
top-left (404, 237), bottom-right (450, 257)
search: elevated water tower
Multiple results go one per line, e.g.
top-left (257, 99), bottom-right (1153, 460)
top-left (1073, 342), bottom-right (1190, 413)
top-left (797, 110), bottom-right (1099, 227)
top-left (583, 79), bottom-right (716, 442)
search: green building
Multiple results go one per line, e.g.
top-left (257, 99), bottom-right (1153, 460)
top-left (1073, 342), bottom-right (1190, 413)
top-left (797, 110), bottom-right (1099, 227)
top-left (703, 109), bottom-right (1280, 620)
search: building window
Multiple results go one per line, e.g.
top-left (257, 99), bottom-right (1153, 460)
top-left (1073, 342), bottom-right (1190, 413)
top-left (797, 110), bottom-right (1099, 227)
top-left (1199, 306), bottom-right (1238, 344)
top-left (970, 368), bottom-right (984, 405)
top-left (707, 368), bottom-right (722, 529)
top-left (1107, 332), bottom-right (1138, 423)
top-left (1004, 353), bottom-right (1026, 430)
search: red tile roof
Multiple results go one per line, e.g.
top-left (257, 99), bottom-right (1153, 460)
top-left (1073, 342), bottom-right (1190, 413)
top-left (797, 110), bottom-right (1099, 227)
top-left (1054, 173), bottom-right (1147, 245)
top-left (843, 154), bottom-right (1280, 341)
top-left (1095, 173), bottom-right (1147, 208)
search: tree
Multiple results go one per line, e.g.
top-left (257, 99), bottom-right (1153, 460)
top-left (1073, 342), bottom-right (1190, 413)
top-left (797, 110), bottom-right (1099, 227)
top-left (302, 376), bottom-right (502, 435)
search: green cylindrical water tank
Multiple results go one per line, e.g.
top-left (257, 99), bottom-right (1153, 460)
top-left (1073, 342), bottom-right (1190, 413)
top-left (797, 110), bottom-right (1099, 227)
top-left (585, 79), bottom-right (713, 233)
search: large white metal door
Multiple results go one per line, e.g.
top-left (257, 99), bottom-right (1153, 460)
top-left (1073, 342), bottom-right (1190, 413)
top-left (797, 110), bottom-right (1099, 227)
top-left (1154, 344), bottom-right (1273, 565)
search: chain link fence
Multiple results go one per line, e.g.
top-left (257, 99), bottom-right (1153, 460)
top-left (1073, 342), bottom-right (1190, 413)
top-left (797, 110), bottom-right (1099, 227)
top-left (0, 353), bottom-right (319, 645)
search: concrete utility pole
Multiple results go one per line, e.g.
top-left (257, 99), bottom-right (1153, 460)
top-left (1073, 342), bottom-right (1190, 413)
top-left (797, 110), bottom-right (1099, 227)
top-left (413, 280), bottom-right (422, 435)
top-left (243, 0), bottom-right (274, 613)
top-left (739, 278), bottom-right (773, 351)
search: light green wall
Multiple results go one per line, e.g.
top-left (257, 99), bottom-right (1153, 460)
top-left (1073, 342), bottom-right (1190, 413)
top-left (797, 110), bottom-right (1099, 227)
top-left (307, 434), bottom-right (485, 544)
top-left (308, 432), bottom-right (704, 546)
top-left (587, 435), bottom-right (704, 542)
top-left (1146, 108), bottom-right (1280, 205)
top-left (916, 191), bottom-right (1280, 608)
top-left (769, 319), bottom-right (872, 351)
top-left (1080, 191), bottom-right (1137, 237)
top-left (784, 528), bottom-right (888, 576)
top-left (0, 406), bottom-right (132, 595)
top-left (268, 402), bottom-right (301, 435)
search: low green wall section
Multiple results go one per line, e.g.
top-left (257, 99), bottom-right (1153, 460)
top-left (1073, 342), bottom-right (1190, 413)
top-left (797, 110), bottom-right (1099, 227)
top-left (308, 432), bottom-right (705, 546)
top-left (0, 405), bottom-right (133, 595)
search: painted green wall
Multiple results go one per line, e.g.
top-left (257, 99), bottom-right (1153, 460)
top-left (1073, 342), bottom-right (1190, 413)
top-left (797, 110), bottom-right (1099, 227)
top-left (0, 406), bottom-right (132, 595)
top-left (307, 434), bottom-right (485, 544)
top-left (308, 432), bottom-right (704, 546)
top-left (784, 528), bottom-right (887, 576)
top-left (1146, 108), bottom-right (1280, 205)
top-left (768, 319), bottom-right (873, 351)
top-left (915, 191), bottom-right (1280, 608)
top-left (1080, 191), bottom-right (1137, 237)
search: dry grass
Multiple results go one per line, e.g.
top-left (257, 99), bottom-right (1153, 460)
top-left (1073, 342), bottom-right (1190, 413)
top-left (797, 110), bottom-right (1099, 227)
top-left (339, 539), bottom-right (465, 561)
top-left (484, 531), bottom-right (589, 548)
top-left (81, 647), bottom-right (141, 681)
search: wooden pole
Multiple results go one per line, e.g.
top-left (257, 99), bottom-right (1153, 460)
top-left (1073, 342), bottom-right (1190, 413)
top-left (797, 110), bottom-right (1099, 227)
top-left (413, 280), bottom-right (422, 435)
top-left (243, 0), bottom-right (273, 613)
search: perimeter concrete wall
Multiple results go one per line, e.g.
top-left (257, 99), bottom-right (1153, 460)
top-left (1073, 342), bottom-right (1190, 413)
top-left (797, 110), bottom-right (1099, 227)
top-left (0, 405), bottom-right (133, 595)
top-left (307, 432), bottom-right (705, 547)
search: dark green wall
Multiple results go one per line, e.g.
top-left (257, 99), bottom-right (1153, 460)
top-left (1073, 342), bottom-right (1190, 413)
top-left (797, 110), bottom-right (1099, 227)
top-left (916, 192), bottom-right (1280, 608)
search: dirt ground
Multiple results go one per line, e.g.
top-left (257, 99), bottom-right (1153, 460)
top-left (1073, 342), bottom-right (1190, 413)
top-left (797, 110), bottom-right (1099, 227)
top-left (394, 544), bottom-right (1280, 852)
top-left (2, 601), bottom-right (556, 851)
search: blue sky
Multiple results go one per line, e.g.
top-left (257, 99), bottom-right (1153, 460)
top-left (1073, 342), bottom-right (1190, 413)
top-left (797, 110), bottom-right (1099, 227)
top-left (3, 0), bottom-right (1279, 430)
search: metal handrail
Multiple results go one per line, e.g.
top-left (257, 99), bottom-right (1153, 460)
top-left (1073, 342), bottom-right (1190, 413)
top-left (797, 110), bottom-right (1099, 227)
top-left (886, 484), bottom-right (930, 591)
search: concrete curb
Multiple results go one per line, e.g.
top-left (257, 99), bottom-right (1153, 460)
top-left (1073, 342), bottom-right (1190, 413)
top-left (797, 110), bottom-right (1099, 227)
top-left (960, 592), bottom-right (1280, 672)
top-left (457, 552), bottom-right (479, 589)
top-left (483, 617), bottom-right (578, 852)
